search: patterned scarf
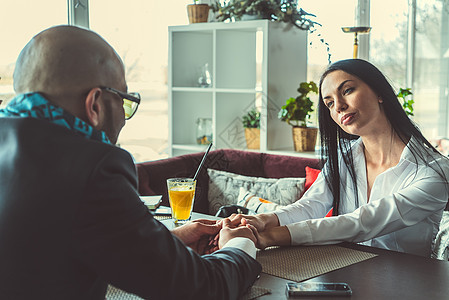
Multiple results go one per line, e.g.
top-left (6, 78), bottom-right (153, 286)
top-left (0, 92), bottom-right (111, 144)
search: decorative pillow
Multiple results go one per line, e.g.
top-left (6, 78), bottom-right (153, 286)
top-left (305, 166), bottom-right (321, 191)
top-left (304, 166), bottom-right (333, 217)
top-left (432, 211), bottom-right (449, 260)
top-left (237, 187), bottom-right (284, 214)
top-left (207, 168), bottom-right (306, 215)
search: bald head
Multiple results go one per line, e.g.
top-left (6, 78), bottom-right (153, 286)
top-left (13, 25), bottom-right (125, 106)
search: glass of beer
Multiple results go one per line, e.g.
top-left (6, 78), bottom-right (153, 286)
top-left (167, 178), bottom-right (196, 224)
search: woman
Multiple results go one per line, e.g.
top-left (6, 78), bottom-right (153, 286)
top-left (231, 59), bottom-right (449, 257)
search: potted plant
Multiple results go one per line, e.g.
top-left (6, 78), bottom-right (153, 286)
top-left (278, 81), bottom-right (318, 152)
top-left (210, 0), bottom-right (318, 30)
top-left (187, 0), bottom-right (210, 24)
top-left (397, 88), bottom-right (414, 116)
top-left (242, 108), bottom-right (260, 149)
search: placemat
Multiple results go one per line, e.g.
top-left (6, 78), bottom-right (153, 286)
top-left (240, 285), bottom-right (271, 300)
top-left (106, 285), bottom-right (142, 300)
top-left (256, 245), bottom-right (378, 282)
top-left (106, 284), bottom-right (270, 300)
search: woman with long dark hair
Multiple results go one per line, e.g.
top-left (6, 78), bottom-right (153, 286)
top-left (231, 59), bottom-right (449, 257)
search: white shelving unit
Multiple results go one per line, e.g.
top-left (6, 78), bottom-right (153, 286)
top-left (168, 20), bottom-right (308, 157)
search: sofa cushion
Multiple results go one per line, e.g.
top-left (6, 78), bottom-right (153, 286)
top-left (207, 168), bottom-right (305, 215)
top-left (305, 166), bottom-right (321, 191)
top-left (237, 187), bottom-right (283, 214)
top-left (136, 149), bottom-right (321, 214)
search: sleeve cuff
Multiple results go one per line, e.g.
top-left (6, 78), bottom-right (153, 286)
top-left (275, 210), bottom-right (290, 226)
top-left (222, 237), bottom-right (257, 259)
top-left (286, 221), bottom-right (313, 245)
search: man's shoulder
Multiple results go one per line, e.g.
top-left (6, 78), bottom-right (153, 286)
top-left (2, 116), bottom-right (80, 139)
top-left (1, 116), bottom-right (132, 162)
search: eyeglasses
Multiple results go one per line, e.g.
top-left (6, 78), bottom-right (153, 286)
top-left (101, 86), bottom-right (141, 120)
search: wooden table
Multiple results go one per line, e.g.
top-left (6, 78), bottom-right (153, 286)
top-left (160, 210), bottom-right (449, 300)
top-left (253, 242), bottom-right (449, 299)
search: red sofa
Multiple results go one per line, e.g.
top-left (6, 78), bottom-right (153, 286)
top-left (136, 149), bottom-right (321, 215)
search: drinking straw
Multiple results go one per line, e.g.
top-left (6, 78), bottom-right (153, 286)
top-left (193, 143), bottom-right (213, 181)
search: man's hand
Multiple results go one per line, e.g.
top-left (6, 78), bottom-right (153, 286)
top-left (228, 213), bottom-right (279, 232)
top-left (218, 218), bottom-right (258, 249)
top-left (171, 219), bottom-right (221, 255)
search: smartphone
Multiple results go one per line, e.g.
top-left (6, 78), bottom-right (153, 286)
top-left (286, 282), bottom-right (352, 297)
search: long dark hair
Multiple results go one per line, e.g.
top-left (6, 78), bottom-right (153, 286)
top-left (318, 59), bottom-right (444, 216)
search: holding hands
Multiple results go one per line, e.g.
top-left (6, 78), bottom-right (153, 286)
top-left (172, 212), bottom-right (291, 254)
top-left (228, 213), bottom-right (268, 232)
top-left (227, 213), bottom-right (291, 250)
top-left (218, 218), bottom-right (257, 248)
top-left (171, 217), bottom-right (258, 255)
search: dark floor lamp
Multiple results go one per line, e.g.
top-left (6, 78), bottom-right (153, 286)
top-left (341, 26), bottom-right (371, 58)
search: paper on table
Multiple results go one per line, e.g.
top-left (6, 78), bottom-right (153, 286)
top-left (140, 195), bottom-right (162, 210)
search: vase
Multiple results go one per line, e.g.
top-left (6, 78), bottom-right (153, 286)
top-left (187, 4), bottom-right (209, 24)
top-left (196, 118), bottom-right (213, 145)
top-left (244, 128), bottom-right (260, 150)
top-left (292, 127), bottom-right (317, 152)
top-left (198, 63), bottom-right (211, 88)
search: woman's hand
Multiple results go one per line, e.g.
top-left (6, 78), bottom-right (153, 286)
top-left (228, 213), bottom-right (280, 232)
top-left (251, 226), bottom-right (292, 250)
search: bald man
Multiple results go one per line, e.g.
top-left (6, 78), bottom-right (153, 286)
top-left (0, 26), bottom-right (261, 299)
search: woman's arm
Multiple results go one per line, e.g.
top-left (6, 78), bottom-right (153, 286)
top-left (274, 171), bottom-right (334, 225)
top-left (229, 171), bottom-right (333, 232)
top-left (286, 169), bottom-right (448, 247)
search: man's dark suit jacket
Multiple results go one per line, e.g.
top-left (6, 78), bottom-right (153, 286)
top-left (0, 117), bottom-right (261, 299)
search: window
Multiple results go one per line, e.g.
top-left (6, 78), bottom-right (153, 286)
top-left (298, 0), bottom-right (358, 127)
top-left (369, 0), bottom-right (449, 141)
top-left (4, 1), bottom-right (449, 158)
top-left (300, 0), bottom-right (358, 80)
top-left (90, 0), bottom-right (192, 162)
top-left (370, 0), bottom-right (408, 89)
top-left (305, 0), bottom-right (449, 143)
top-left (0, 0), bottom-right (67, 106)
top-left (414, 0), bottom-right (448, 139)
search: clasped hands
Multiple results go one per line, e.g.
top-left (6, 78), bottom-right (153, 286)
top-left (172, 213), bottom-right (277, 255)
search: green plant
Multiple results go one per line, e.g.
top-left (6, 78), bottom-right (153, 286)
top-left (242, 108), bottom-right (260, 128)
top-left (397, 88), bottom-right (414, 116)
top-left (278, 81), bottom-right (318, 127)
top-left (210, 0), bottom-right (319, 31)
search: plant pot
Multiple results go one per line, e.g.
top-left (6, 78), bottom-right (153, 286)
top-left (187, 4), bottom-right (210, 24)
top-left (244, 128), bottom-right (260, 150)
top-left (292, 127), bottom-right (317, 152)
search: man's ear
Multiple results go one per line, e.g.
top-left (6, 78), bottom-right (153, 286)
top-left (85, 88), bottom-right (103, 127)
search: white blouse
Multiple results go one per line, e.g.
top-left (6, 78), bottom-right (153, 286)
top-left (275, 138), bottom-right (449, 257)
